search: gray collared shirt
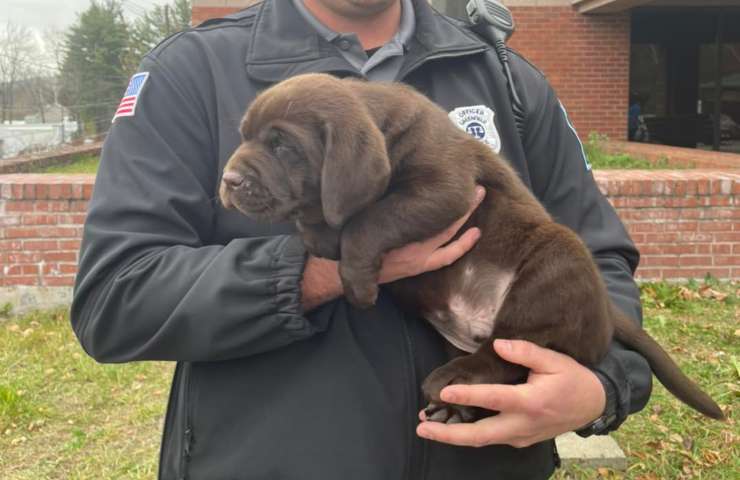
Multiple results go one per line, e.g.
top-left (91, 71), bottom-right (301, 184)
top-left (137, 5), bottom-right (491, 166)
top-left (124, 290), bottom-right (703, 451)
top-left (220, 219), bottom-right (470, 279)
top-left (292, 0), bottom-right (415, 81)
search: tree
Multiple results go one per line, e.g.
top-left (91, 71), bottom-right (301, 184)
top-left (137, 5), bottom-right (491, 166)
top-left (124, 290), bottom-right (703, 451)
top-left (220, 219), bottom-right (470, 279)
top-left (0, 21), bottom-right (36, 123)
top-left (59, 0), bottom-right (130, 135)
top-left (127, 0), bottom-right (191, 69)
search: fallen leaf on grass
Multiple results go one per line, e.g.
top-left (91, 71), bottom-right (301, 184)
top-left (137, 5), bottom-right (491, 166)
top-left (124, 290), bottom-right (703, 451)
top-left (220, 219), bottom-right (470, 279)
top-left (699, 285), bottom-right (728, 301)
top-left (701, 449), bottom-right (722, 466)
top-left (636, 474), bottom-right (660, 480)
top-left (679, 286), bottom-right (700, 300)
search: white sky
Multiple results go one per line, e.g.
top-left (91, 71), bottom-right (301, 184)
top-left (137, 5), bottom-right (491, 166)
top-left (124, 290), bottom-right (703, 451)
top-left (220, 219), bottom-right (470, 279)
top-left (1, 0), bottom-right (175, 32)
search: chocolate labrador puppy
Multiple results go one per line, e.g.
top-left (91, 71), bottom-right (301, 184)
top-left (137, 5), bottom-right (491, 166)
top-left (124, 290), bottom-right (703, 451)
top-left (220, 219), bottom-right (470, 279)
top-left (220, 73), bottom-right (724, 423)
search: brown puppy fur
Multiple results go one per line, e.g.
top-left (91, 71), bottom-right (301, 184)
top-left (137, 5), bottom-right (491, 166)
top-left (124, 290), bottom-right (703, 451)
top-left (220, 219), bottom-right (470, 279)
top-left (220, 73), bottom-right (724, 423)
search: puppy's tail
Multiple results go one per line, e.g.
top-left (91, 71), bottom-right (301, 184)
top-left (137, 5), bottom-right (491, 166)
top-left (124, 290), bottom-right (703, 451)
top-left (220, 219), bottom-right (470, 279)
top-left (612, 308), bottom-right (725, 420)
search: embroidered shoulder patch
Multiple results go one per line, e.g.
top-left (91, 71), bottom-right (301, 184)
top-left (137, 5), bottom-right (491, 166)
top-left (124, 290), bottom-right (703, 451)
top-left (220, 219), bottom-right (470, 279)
top-left (448, 105), bottom-right (502, 154)
top-left (113, 72), bottom-right (150, 122)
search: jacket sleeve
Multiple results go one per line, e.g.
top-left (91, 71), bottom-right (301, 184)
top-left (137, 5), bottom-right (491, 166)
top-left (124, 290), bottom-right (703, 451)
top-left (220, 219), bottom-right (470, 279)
top-left (516, 59), bottom-right (653, 429)
top-left (71, 45), bottom-right (326, 363)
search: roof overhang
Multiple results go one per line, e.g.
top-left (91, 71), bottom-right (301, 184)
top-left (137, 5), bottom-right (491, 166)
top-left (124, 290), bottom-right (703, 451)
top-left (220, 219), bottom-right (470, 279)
top-left (572, 0), bottom-right (653, 13)
top-left (572, 0), bottom-right (740, 14)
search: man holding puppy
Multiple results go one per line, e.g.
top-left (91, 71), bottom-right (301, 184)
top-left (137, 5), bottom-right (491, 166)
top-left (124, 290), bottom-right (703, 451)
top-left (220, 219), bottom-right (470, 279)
top-left (72, 0), bottom-right (651, 478)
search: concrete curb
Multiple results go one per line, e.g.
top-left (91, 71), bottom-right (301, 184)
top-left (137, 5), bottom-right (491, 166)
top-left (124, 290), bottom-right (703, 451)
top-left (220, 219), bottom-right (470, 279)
top-left (556, 432), bottom-right (628, 470)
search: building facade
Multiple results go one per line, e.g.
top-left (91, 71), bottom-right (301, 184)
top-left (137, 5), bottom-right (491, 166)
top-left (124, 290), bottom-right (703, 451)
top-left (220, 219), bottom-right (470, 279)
top-left (191, 1), bottom-right (740, 152)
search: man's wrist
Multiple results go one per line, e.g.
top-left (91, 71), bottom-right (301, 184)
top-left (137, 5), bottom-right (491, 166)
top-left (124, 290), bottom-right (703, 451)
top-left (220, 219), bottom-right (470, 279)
top-left (576, 371), bottom-right (619, 437)
top-left (301, 256), bottom-right (343, 312)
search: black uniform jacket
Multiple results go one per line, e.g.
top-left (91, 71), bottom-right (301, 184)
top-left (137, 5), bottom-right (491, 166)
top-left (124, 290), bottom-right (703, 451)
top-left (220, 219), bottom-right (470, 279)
top-left (71, 1), bottom-right (652, 479)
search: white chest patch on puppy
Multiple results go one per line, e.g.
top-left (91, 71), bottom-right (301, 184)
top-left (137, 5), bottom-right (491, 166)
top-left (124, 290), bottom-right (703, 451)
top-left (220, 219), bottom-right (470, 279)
top-left (425, 267), bottom-right (515, 353)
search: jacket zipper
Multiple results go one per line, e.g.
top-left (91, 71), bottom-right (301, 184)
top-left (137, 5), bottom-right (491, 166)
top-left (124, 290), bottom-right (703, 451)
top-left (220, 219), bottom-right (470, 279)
top-left (179, 362), bottom-right (193, 480)
top-left (399, 315), bottom-right (423, 480)
top-left (159, 362), bottom-right (182, 479)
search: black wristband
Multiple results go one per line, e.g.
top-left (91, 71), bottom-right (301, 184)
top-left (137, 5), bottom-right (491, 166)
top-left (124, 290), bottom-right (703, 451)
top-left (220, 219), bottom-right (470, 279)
top-left (575, 371), bottom-right (619, 438)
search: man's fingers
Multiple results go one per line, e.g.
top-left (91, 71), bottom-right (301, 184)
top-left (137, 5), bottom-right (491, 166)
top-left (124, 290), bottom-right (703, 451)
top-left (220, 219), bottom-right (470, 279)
top-left (440, 384), bottom-right (528, 413)
top-left (424, 227), bottom-right (481, 270)
top-left (417, 412), bottom-right (532, 448)
top-left (494, 339), bottom-right (570, 374)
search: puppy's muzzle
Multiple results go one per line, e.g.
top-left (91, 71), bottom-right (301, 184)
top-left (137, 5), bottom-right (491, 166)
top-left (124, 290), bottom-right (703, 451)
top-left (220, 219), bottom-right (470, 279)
top-left (221, 169), bottom-right (272, 212)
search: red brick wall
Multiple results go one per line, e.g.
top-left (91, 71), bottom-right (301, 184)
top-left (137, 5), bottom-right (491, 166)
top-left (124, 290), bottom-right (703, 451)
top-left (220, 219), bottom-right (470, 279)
top-left (191, 1), bottom-right (261, 26)
top-left (507, 6), bottom-right (631, 141)
top-left (594, 170), bottom-right (740, 280)
top-left (1, 171), bottom-right (738, 287)
top-left (0, 175), bottom-right (91, 287)
top-left (192, 6), bottom-right (240, 25)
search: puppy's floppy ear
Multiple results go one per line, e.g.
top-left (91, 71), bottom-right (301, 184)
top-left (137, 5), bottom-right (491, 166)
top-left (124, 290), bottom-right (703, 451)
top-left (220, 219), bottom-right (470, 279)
top-left (321, 111), bottom-right (391, 228)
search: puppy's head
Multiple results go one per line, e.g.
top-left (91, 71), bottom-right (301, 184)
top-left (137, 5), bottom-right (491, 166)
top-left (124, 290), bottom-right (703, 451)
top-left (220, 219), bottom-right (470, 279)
top-left (220, 74), bottom-right (391, 228)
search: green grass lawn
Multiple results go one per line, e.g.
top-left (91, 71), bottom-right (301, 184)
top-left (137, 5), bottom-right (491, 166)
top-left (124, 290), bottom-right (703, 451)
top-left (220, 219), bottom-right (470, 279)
top-left (0, 281), bottom-right (737, 479)
top-left (0, 310), bottom-right (171, 479)
top-left (556, 279), bottom-right (739, 479)
top-left (39, 155), bottom-right (100, 174)
top-left (585, 133), bottom-right (690, 170)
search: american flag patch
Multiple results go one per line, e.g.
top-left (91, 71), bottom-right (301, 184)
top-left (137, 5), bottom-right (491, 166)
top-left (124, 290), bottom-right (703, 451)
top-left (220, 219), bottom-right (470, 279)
top-left (113, 72), bottom-right (149, 121)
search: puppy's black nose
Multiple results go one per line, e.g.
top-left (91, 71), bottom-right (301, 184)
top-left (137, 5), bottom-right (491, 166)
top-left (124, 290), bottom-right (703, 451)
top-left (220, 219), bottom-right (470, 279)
top-left (222, 171), bottom-right (245, 189)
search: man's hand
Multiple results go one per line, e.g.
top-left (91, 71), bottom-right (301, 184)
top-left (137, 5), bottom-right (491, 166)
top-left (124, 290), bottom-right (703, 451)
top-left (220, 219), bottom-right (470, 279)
top-left (301, 187), bottom-right (485, 311)
top-left (378, 186), bottom-right (485, 284)
top-left (416, 339), bottom-right (606, 448)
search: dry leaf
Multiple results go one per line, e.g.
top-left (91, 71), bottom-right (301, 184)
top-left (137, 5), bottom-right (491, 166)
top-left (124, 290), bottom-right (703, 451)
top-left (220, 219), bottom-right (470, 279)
top-left (679, 286), bottom-right (700, 300)
top-left (699, 285), bottom-right (728, 301)
top-left (702, 450), bottom-right (721, 465)
top-left (636, 474), bottom-right (660, 480)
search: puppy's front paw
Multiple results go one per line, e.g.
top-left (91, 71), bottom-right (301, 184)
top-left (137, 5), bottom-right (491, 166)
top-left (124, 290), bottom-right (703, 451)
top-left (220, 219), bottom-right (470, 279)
top-left (343, 280), bottom-right (378, 308)
top-left (339, 264), bottom-right (379, 308)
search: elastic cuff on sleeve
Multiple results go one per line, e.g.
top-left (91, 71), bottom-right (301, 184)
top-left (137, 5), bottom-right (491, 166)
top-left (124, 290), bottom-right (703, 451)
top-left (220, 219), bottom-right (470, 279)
top-left (270, 235), bottom-right (308, 329)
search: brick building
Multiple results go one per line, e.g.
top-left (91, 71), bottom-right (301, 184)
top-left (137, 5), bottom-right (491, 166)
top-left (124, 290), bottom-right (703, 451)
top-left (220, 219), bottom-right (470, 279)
top-left (192, 1), bottom-right (740, 153)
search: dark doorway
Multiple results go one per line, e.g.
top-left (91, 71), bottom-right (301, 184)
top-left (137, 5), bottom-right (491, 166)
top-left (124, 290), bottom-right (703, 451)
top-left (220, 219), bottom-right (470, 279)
top-left (630, 9), bottom-right (740, 153)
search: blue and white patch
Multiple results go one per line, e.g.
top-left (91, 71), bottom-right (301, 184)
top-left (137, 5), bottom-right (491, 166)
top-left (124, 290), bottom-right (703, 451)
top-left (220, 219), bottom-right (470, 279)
top-left (559, 100), bottom-right (592, 171)
top-left (448, 105), bottom-right (501, 154)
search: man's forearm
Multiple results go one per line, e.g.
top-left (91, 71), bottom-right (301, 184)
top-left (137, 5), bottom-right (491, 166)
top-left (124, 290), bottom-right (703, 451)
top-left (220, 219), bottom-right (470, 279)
top-left (301, 256), bottom-right (344, 312)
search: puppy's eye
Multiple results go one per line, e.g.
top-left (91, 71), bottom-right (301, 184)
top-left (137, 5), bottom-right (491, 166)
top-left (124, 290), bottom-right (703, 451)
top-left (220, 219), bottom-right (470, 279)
top-left (268, 131), bottom-right (290, 155)
top-left (268, 131), bottom-right (301, 164)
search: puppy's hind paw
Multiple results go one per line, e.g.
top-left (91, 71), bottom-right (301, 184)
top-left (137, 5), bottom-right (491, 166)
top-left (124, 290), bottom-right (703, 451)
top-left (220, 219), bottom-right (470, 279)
top-left (423, 402), bottom-right (481, 424)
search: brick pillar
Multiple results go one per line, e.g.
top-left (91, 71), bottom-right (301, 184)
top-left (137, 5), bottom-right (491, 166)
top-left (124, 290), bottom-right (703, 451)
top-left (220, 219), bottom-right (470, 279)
top-left (1, 175), bottom-right (92, 288)
top-left (191, 0), bottom-right (259, 25)
top-left (505, 3), bottom-right (631, 140)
